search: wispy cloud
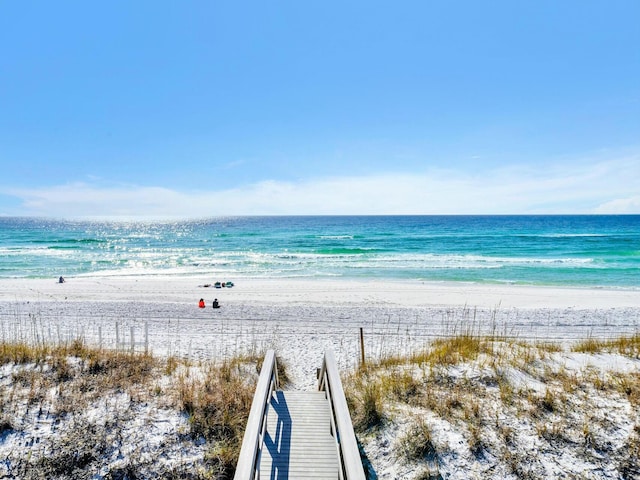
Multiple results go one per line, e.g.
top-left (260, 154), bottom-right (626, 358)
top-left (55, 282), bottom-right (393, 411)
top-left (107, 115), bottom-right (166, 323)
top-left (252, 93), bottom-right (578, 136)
top-left (595, 196), bottom-right (640, 214)
top-left (1, 155), bottom-right (638, 218)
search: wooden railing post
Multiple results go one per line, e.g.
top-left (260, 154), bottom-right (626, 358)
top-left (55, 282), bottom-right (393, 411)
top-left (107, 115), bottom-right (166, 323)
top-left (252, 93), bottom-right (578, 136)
top-left (359, 327), bottom-right (365, 367)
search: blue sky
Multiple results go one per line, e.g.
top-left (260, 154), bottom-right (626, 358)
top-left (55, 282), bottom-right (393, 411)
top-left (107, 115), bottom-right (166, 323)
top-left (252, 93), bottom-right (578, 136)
top-left (1, 1), bottom-right (638, 218)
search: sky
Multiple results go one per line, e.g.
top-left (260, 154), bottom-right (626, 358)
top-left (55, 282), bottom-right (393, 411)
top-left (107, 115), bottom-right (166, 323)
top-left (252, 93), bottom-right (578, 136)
top-left (0, 1), bottom-right (638, 218)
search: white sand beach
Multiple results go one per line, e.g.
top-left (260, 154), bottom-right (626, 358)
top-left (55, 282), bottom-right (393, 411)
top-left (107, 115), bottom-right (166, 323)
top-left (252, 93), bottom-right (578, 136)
top-left (3, 276), bottom-right (640, 308)
top-left (2, 276), bottom-right (640, 479)
top-left (1, 276), bottom-right (639, 386)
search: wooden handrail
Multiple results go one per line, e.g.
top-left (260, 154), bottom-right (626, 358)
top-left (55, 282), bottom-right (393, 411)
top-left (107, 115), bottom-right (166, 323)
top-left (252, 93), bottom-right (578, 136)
top-left (233, 349), bottom-right (279, 480)
top-left (318, 349), bottom-right (366, 480)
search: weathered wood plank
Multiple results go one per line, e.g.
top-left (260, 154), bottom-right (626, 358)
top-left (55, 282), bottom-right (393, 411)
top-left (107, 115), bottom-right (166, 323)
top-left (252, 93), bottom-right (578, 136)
top-left (259, 390), bottom-right (340, 478)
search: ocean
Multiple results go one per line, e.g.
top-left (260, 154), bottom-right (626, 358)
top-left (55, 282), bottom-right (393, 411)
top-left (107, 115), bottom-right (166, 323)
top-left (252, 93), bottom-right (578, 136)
top-left (0, 215), bottom-right (638, 287)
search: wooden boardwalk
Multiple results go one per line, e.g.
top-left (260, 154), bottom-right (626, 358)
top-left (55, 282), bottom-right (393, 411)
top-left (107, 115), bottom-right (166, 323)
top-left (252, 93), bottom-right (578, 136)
top-left (233, 350), bottom-right (365, 480)
top-left (259, 390), bottom-right (339, 479)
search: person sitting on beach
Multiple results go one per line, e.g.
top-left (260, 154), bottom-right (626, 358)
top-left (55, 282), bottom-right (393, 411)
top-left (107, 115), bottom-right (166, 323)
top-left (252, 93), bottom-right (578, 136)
top-left (212, 298), bottom-right (220, 308)
top-left (58, 276), bottom-right (65, 283)
top-left (198, 298), bottom-right (205, 308)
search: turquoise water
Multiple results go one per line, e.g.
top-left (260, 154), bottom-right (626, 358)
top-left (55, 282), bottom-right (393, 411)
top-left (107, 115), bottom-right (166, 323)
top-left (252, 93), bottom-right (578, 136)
top-left (0, 216), bottom-right (638, 287)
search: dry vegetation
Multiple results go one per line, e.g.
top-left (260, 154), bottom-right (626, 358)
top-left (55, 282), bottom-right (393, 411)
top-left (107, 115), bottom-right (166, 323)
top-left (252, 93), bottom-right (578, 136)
top-left (0, 340), bottom-right (263, 479)
top-left (346, 333), bottom-right (640, 480)
top-left (2, 329), bottom-right (639, 479)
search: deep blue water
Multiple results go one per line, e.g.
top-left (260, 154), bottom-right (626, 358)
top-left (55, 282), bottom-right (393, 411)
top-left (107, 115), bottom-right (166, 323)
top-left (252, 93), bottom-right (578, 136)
top-left (0, 215), bottom-right (638, 287)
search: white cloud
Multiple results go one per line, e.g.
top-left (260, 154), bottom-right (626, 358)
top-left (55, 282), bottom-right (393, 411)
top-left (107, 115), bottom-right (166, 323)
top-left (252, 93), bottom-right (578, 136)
top-left (1, 155), bottom-right (638, 218)
top-left (595, 196), bottom-right (640, 214)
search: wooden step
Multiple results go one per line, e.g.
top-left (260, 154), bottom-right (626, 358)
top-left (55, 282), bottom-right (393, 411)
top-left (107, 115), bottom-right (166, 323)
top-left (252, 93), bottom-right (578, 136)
top-left (259, 390), bottom-right (340, 479)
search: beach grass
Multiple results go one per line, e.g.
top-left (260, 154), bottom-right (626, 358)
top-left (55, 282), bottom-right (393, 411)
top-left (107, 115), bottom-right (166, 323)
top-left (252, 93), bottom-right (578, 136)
top-left (2, 323), bottom-right (640, 479)
top-left (0, 340), bottom-right (259, 479)
top-left (572, 333), bottom-right (640, 357)
top-left (344, 332), bottom-right (640, 479)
